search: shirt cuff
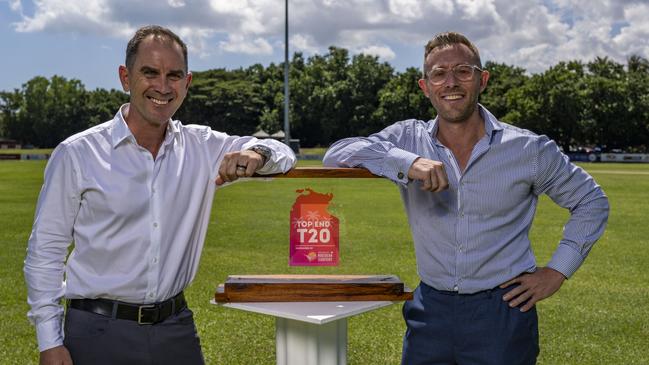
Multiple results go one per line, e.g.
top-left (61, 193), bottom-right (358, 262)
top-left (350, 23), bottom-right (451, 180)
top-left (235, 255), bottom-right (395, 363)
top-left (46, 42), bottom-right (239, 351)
top-left (546, 242), bottom-right (585, 279)
top-left (36, 317), bottom-right (64, 352)
top-left (381, 148), bottom-right (420, 185)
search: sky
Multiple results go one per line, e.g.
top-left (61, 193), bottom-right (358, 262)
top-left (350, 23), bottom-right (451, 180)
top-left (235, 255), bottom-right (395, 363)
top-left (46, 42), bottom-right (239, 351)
top-left (1, 0), bottom-right (648, 92)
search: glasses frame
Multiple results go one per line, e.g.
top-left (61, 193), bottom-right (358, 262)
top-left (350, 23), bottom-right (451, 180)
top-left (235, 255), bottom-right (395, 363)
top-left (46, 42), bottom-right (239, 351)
top-left (425, 64), bottom-right (484, 85)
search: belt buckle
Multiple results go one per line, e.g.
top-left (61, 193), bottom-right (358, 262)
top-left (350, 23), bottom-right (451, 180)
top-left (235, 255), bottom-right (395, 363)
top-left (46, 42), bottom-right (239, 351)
top-left (138, 304), bottom-right (156, 325)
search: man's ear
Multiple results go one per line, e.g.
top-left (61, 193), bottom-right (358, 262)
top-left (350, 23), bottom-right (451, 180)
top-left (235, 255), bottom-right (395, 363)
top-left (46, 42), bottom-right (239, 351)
top-left (418, 78), bottom-right (429, 97)
top-left (118, 65), bottom-right (130, 92)
top-left (185, 71), bottom-right (193, 91)
top-left (478, 69), bottom-right (490, 94)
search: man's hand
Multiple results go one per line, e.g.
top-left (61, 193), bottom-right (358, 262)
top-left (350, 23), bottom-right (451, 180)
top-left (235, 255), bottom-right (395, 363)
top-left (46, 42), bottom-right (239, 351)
top-left (40, 345), bottom-right (72, 365)
top-left (500, 267), bottom-right (566, 312)
top-left (407, 157), bottom-right (449, 192)
top-left (216, 150), bottom-right (265, 185)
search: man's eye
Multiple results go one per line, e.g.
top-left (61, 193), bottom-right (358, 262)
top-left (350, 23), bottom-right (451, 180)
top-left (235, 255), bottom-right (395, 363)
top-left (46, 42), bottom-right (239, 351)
top-left (168, 75), bottom-right (182, 81)
top-left (431, 70), bottom-right (447, 78)
top-left (455, 66), bottom-right (472, 77)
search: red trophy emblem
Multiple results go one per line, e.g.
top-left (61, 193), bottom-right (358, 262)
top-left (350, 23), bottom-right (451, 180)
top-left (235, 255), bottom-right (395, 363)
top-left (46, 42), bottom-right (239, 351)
top-left (289, 188), bottom-right (339, 266)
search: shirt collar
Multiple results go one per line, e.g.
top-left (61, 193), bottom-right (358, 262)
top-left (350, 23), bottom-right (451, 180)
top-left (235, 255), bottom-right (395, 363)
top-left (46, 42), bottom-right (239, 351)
top-left (479, 104), bottom-right (504, 137)
top-left (110, 103), bottom-right (181, 149)
top-left (428, 104), bottom-right (503, 146)
top-left (164, 117), bottom-right (180, 147)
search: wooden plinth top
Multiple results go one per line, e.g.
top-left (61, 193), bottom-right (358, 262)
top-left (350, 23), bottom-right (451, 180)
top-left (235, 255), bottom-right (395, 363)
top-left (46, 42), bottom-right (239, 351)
top-left (214, 274), bottom-right (413, 303)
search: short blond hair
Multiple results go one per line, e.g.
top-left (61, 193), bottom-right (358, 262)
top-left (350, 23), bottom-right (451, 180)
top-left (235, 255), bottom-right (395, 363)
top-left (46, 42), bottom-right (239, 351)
top-left (423, 32), bottom-right (482, 75)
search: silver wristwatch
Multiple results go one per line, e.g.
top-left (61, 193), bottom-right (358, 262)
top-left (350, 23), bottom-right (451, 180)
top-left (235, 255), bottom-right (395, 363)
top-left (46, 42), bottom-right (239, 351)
top-left (249, 145), bottom-right (272, 166)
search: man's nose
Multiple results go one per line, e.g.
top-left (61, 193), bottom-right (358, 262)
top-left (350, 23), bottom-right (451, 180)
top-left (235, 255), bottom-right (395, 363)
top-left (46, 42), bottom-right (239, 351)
top-left (442, 71), bottom-right (460, 86)
top-left (152, 76), bottom-right (172, 93)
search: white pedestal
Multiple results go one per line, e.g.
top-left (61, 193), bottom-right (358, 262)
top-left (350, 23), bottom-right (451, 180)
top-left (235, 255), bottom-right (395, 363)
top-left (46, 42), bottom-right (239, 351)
top-left (215, 300), bottom-right (395, 365)
top-left (276, 316), bottom-right (346, 365)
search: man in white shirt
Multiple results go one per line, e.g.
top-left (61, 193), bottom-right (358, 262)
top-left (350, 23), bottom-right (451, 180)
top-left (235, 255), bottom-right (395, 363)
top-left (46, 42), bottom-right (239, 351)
top-left (24, 25), bottom-right (296, 365)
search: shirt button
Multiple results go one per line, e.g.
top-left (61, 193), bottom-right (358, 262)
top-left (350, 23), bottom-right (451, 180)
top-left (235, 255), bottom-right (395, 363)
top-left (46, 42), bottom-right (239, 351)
top-left (153, 222), bottom-right (158, 228)
top-left (152, 257), bottom-right (158, 264)
top-left (397, 172), bottom-right (404, 179)
top-left (453, 285), bottom-right (459, 291)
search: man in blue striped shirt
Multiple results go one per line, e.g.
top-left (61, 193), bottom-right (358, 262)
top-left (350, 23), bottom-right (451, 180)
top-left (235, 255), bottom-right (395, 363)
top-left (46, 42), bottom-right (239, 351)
top-left (323, 32), bottom-right (609, 365)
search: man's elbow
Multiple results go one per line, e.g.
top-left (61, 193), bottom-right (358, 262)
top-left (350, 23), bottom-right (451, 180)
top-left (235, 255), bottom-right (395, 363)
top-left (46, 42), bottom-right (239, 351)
top-left (583, 190), bottom-right (610, 225)
top-left (322, 152), bottom-right (338, 167)
top-left (600, 194), bottom-right (610, 220)
top-left (593, 187), bottom-right (610, 214)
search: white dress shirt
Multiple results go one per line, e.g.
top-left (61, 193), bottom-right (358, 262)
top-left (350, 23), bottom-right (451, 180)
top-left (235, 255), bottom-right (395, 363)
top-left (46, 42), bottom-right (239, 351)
top-left (24, 104), bottom-right (296, 351)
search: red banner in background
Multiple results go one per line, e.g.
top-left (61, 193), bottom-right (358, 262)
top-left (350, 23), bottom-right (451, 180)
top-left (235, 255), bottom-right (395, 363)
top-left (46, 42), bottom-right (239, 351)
top-left (289, 188), bottom-right (339, 266)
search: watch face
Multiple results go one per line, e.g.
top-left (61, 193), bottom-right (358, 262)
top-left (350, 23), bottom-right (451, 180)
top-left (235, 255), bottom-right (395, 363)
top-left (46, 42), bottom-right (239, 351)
top-left (252, 146), bottom-right (271, 162)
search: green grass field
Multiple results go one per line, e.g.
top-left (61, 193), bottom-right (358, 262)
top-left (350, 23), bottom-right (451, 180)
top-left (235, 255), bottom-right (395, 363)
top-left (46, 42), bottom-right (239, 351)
top-left (0, 149), bottom-right (53, 155)
top-left (0, 148), bottom-right (326, 156)
top-left (1, 161), bottom-right (647, 364)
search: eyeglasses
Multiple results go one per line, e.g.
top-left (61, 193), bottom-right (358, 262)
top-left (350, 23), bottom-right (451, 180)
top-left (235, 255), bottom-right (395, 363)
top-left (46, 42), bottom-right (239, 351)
top-left (425, 64), bottom-right (483, 85)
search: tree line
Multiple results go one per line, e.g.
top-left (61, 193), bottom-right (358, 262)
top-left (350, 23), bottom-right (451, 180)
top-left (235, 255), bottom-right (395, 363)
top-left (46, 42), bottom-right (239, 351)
top-left (1, 47), bottom-right (648, 151)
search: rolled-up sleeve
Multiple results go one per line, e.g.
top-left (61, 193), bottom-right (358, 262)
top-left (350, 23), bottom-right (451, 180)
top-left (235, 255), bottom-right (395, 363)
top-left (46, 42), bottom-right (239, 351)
top-left (242, 138), bottom-right (297, 174)
top-left (205, 129), bottom-right (297, 179)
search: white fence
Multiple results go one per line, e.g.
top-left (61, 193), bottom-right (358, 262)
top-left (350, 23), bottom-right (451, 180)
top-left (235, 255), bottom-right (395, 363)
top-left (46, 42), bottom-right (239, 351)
top-left (599, 153), bottom-right (649, 163)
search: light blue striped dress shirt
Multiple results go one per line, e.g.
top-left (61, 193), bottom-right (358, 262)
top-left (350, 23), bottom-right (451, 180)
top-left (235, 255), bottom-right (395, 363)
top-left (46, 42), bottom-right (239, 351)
top-left (323, 105), bottom-right (609, 294)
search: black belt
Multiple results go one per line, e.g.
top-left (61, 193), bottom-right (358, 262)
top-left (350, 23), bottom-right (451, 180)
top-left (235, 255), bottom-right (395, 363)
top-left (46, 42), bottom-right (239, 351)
top-left (68, 292), bottom-right (186, 325)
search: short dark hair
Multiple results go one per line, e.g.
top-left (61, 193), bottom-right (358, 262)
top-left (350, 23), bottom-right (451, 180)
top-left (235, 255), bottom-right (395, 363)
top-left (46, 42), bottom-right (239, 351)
top-left (125, 25), bottom-right (188, 72)
top-left (423, 32), bottom-right (482, 75)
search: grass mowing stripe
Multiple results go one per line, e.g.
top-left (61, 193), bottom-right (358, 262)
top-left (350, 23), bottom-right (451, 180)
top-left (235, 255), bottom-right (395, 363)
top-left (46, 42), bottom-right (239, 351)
top-left (586, 170), bottom-right (649, 175)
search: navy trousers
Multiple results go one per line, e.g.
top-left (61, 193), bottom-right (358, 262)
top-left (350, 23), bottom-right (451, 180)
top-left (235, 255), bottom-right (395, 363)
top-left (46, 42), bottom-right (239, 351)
top-left (64, 306), bottom-right (204, 365)
top-left (401, 282), bottom-right (539, 365)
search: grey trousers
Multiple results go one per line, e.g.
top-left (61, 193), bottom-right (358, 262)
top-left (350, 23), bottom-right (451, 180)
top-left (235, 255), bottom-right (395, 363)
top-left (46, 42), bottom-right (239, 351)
top-left (63, 306), bottom-right (204, 365)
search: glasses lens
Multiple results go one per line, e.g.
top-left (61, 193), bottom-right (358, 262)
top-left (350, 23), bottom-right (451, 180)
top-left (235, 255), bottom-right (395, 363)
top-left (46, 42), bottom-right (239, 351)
top-left (454, 65), bottom-right (475, 81)
top-left (429, 69), bottom-right (448, 84)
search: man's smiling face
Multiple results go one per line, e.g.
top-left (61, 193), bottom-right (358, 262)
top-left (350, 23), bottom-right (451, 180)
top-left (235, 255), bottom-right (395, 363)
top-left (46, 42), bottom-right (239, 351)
top-left (418, 44), bottom-right (488, 124)
top-left (119, 35), bottom-right (191, 127)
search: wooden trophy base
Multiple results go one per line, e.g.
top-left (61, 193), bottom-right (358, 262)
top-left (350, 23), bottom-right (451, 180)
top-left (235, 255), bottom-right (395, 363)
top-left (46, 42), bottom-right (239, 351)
top-left (214, 274), bottom-right (413, 303)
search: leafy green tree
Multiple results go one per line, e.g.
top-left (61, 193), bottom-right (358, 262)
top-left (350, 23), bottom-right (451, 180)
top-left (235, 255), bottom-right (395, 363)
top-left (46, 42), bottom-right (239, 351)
top-left (176, 69), bottom-right (264, 136)
top-left (583, 58), bottom-right (629, 149)
top-left (288, 47), bottom-right (395, 146)
top-left (4, 77), bottom-right (48, 145)
top-left (373, 67), bottom-right (432, 127)
top-left (0, 90), bottom-right (22, 139)
top-left (480, 61), bottom-right (528, 118)
top-left (3, 76), bottom-right (90, 147)
top-left (627, 54), bottom-right (649, 74)
top-left (588, 56), bottom-right (625, 79)
top-left (504, 61), bottom-right (586, 150)
top-left (624, 55), bottom-right (649, 151)
top-left (289, 47), bottom-right (352, 146)
top-left (342, 53), bottom-right (394, 137)
top-left (86, 88), bottom-right (129, 126)
top-left (247, 60), bottom-right (288, 135)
